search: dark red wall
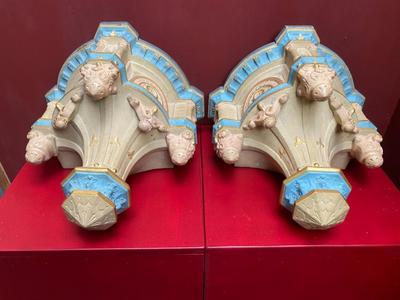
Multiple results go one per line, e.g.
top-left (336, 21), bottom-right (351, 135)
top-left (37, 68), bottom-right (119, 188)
top-left (0, 0), bottom-right (399, 179)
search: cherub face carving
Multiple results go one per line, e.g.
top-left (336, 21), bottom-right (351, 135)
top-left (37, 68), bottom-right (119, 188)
top-left (80, 61), bottom-right (119, 100)
top-left (296, 64), bottom-right (336, 101)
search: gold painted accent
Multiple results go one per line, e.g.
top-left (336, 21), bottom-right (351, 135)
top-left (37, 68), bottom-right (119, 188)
top-left (110, 136), bottom-right (120, 146)
top-left (90, 135), bottom-right (98, 146)
top-left (295, 136), bottom-right (305, 146)
top-left (275, 27), bottom-right (319, 45)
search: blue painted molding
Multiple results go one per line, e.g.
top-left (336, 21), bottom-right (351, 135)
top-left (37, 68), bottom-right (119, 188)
top-left (280, 168), bottom-right (351, 210)
top-left (358, 120), bottom-right (378, 130)
top-left (44, 22), bottom-right (204, 119)
top-left (169, 118), bottom-right (198, 143)
top-left (32, 119), bottom-right (53, 127)
top-left (62, 169), bottom-right (130, 214)
top-left (212, 119), bottom-right (241, 143)
top-left (209, 26), bottom-right (366, 118)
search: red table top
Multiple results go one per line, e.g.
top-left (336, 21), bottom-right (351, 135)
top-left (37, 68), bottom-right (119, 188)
top-left (0, 150), bottom-right (204, 251)
top-left (0, 125), bottom-right (399, 251)
top-left (201, 125), bottom-right (400, 247)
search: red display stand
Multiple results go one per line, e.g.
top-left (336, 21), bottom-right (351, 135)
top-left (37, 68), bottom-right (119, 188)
top-left (201, 125), bottom-right (400, 300)
top-left (1, 126), bottom-right (399, 300)
top-left (0, 153), bottom-right (204, 300)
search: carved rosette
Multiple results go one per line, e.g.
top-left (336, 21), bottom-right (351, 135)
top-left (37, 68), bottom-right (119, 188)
top-left (26, 22), bottom-right (203, 230)
top-left (210, 26), bottom-right (383, 230)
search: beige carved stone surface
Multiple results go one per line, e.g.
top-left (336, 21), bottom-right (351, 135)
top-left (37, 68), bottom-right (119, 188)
top-left (292, 190), bottom-right (350, 230)
top-left (127, 95), bottom-right (168, 132)
top-left (166, 130), bottom-right (195, 166)
top-left (26, 22), bottom-right (204, 230)
top-left (296, 63), bottom-right (336, 101)
top-left (62, 191), bottom-right (117, 230)
top-left (215, 130), bottom-right (243, 164)
top-left (210, 26), bottom-right (383, 230)
top-left (243, 94), bottom-right (289, 129)
top-left (25, 131), bottom-right (57, 164)
top-left (80, 61), bottom-right (119, 100)
top-left (351, 133), bottom-right (384, 168)
top-left (53, 90), bottom-right (84, 129)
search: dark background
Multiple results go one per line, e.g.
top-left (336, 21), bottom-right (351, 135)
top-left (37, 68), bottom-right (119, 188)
top-left (0, 0), bottom-right (399, 181)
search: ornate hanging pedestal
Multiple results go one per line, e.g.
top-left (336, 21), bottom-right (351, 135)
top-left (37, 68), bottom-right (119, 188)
top-left (0, 156), bottom-right (204, 300)
top-left (201, 125), bottom-right (400, 300)
top-left (209, 26), bottom-right (384, 230)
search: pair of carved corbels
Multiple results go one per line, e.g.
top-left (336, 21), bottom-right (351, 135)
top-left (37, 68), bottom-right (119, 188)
top-left (25, 24), bottom-right (383, 231)
top-left (210, 26), bottom-right (383, 230)
top-left (26, 22), bottom-right (203, 230)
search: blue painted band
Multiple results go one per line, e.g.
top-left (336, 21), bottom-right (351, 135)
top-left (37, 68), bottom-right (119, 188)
top-left (46, 22), bottom-right (204, 119)
top-left (212, 119), bottom-right (241, 143)
top-left (244, 83), bottom-right (291, 116)
top-left (281, 169), bottom-right (351, 210)
top-left (209, 26), bottom-right (365, 118)
top-left (358, 120), bottom-right (378, 130)
top-left (131, 42), bottom-right (204, 118)
top-left (62, 170), bottom-right (130, 214)
top-left (33, 119), bottom-right (52, 127)
top-left (169, 118), bottom-right (198, 143)
top-left (94, 22), bottom-right (138, 50)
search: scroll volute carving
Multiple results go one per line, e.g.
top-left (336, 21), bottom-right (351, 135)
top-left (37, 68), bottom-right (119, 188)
top-left (26, 22), bottom-right (204, 231)
top-left (210, 26), bottom-right (383, 230)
